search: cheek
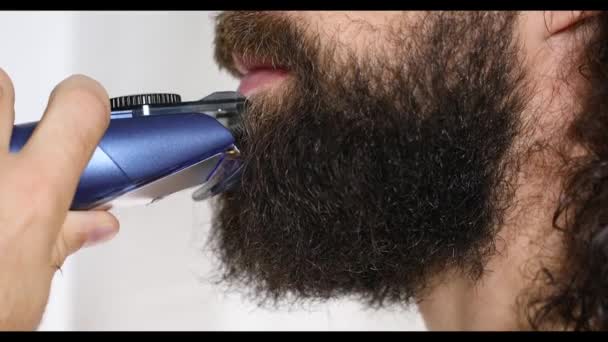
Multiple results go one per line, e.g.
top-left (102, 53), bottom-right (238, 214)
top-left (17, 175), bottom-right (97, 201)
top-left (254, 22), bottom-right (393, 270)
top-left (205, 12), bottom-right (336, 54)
top-left (516, 12), bottom-right (587, 151)
top-left (285, 11), bottom-right (413, 61)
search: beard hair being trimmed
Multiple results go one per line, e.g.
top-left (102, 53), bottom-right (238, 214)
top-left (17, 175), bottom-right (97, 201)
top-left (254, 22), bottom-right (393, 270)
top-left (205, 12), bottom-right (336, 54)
top-left (208, 11), bottom-right (531, 308)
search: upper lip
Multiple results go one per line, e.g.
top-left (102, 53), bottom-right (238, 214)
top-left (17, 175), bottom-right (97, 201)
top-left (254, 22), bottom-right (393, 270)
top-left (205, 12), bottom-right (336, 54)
top-left (232, 53), bottom-right (288, 77)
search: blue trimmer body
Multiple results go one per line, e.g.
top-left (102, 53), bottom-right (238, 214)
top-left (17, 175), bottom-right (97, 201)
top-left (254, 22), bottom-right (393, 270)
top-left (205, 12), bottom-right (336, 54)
top-left (9, 91), bottom-right (245, 210)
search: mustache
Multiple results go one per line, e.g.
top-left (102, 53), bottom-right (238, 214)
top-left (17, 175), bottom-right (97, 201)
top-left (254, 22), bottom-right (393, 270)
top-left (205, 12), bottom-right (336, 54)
top-left (213, 11), bottom-right (319, 81)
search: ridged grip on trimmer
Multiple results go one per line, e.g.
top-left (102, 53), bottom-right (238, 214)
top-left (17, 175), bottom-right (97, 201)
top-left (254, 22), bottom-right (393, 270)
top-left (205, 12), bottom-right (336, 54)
top-left (110, 93), bottom-right (182, 111)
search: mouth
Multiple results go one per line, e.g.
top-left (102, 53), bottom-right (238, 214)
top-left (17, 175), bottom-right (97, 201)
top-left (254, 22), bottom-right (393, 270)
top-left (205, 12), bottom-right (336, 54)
top-left (233, 53), bottom-right (290, 97)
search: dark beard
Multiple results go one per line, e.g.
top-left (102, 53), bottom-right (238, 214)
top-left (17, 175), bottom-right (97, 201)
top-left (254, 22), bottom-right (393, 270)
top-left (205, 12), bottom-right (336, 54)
top-left (208, 11), bottom-right (530, 308)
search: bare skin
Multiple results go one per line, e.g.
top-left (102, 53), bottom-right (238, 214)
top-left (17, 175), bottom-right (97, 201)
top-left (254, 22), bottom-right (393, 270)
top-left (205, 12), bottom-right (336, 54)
top-left (416, 11), bottom-right (598, 330)
top-left (233, 10), bottom-right (599, 330)
top-left (0, 10), bottom-right (598, 331)
top-left (0, 71), bottom-right (119, 330)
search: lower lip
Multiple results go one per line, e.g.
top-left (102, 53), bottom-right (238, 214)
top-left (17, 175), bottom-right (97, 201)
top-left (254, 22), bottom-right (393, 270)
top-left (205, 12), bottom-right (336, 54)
top-left (238, 69), bottom-right (289, 97)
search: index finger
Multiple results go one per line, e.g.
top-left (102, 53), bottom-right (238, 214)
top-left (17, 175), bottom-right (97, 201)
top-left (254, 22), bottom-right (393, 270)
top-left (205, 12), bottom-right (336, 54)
top-left (19, 75), bottom-right (111, 203)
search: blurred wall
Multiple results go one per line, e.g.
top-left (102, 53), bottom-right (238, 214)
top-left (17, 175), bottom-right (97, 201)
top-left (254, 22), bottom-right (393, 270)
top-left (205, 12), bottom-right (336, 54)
top-left (0, 11), bottom-right (426, 331)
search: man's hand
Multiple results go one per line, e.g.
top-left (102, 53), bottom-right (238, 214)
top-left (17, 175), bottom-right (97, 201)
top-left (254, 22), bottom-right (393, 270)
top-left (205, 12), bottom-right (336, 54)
top-left (0, 69), bottom-right (119, 330)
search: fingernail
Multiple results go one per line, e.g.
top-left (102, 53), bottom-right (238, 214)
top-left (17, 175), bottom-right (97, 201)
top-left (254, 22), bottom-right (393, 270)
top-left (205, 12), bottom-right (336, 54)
top-left (84, 226), bottom-right (118, 248)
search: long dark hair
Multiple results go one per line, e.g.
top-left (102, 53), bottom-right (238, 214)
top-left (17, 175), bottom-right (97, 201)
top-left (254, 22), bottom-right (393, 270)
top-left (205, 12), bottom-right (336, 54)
top-left (528, 12), bottom-right (608, 331)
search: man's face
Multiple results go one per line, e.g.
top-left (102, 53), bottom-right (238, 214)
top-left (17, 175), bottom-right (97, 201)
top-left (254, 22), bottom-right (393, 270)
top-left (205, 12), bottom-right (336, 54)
top-left (208, 11), bottom-right (554, 307)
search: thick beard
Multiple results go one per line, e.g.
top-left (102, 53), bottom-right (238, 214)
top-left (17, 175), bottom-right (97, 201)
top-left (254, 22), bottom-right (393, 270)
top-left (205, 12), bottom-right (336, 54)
top-left (208, 11), bottom-right (529, 309)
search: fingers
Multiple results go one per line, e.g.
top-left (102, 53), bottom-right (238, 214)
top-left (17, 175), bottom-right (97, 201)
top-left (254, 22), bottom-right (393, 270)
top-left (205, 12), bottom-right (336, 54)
top-left (0, 68), bottom-right (15, 151)
top-left (19, 75), bottom-right (111, 207)
top-left (52, 210), bottom-right (119, 267)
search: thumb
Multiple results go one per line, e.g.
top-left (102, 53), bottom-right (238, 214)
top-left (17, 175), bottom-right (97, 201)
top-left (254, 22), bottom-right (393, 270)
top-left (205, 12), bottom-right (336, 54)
top-left (52, 210), bottom-right (120, 267)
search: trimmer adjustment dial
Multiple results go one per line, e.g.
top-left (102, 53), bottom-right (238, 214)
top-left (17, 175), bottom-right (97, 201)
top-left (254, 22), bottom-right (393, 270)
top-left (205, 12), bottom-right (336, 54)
top-left (110, 93), bottom-right (182, 111)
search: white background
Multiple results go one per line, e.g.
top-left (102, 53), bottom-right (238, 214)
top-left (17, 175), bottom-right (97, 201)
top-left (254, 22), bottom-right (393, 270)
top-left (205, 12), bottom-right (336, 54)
top-left (0, 11), bottom-right (426, 331)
